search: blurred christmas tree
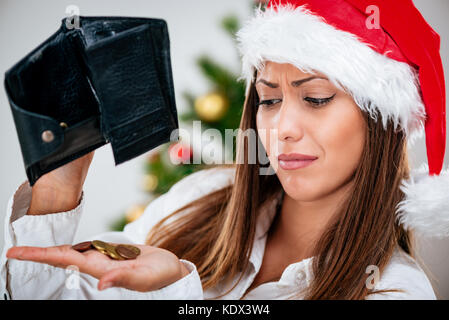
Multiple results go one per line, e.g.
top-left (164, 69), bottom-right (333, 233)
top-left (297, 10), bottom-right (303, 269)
top-left (109, 3), bottom-right (264, 231)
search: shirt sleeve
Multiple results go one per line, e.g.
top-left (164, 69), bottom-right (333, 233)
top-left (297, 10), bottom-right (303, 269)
top-left (365, 247), bottom-right (437, 300)
top-left (0, 173), bottom-right (215, 300)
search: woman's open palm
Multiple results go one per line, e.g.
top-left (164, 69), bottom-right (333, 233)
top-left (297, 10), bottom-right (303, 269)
top-left (6, 243), bottom-right (188, 292)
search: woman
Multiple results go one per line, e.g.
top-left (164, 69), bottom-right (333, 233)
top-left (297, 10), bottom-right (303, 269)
top-left (1, 0), bottom-right (448, 299)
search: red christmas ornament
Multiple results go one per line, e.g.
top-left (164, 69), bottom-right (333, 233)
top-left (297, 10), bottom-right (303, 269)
top-left (168, 142), bottom-right (192, 164)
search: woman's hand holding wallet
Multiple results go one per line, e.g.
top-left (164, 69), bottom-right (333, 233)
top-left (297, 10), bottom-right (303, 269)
top-left (26, 151), bottom-right (95, 215)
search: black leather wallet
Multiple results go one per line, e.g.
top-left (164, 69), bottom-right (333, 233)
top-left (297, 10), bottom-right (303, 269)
top-left (4, 16), bottom-right (179, 186)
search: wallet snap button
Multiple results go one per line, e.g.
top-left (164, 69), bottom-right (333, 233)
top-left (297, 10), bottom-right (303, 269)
top-left (41, 130), bottom-right (55, 143)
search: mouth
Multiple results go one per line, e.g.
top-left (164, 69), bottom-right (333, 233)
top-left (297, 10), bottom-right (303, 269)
top-left (277, 153), bottom-right (318, 170)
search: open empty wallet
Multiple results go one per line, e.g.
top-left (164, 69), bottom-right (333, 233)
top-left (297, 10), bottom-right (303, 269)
top-left (4, 16), bottom-right (179, 186)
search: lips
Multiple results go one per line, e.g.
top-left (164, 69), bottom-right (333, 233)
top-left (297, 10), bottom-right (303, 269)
top-left (278, 153), bottom-right (318, 161)
top-left (277, 153), bottom-right (318, 170)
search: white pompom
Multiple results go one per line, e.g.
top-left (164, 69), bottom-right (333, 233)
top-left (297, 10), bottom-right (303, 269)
top-left (396, 163), bottom-right (449, 238)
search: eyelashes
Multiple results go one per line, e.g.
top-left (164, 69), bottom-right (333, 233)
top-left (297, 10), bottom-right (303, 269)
top-left (257, 99), bottom-right (282, 107)
top-left (257, 93), bottom-right (336, 108)
top-left (304, 93), bottom-right (337, 106)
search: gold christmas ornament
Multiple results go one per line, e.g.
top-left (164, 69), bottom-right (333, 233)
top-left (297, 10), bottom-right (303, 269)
top-left (194, 92), bottom-right (228, 122)
top-left (125, 204), bottom-right (146, 223)
top-left (142, 173), bottom-right (158, 192)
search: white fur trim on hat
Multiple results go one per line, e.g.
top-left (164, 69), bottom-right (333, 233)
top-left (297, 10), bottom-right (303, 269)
top-left (235, 3), bottom-right (427, 145)
top-left (396, 163), bottom-right (449, 238)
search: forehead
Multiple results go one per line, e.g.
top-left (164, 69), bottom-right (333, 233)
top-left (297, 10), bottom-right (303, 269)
top-left (256, 61), bottom-right (327, 79)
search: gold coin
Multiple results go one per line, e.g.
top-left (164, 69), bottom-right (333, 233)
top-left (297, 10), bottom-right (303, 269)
top-left (92, 240), bottom-right (109, 255)
top-left (104, 243), bottom-right (125, 260)
top-left (97, 248), bottom-right (108, 255)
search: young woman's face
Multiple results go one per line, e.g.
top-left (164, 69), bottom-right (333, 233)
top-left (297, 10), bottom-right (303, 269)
top-left (255, 62), bottom-right (366, 201)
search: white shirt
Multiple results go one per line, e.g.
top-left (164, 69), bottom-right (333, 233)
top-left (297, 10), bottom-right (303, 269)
top-left (0, 166), bottom-right (437, 299)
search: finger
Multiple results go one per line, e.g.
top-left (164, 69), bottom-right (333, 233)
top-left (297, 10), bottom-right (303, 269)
top-left (6, 245), bottom-right (85, 269)
top-left (98, 265), bottom-right (156, 292)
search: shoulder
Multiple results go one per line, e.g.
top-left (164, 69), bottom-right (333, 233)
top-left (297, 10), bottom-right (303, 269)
top-left (366, 246), bottom-right (436, 300)
top-left (123, 166), bottom-right (236, 243)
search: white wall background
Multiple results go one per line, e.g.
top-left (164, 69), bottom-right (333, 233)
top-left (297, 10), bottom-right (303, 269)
top-left (0, 0), bottom-right (448, 299)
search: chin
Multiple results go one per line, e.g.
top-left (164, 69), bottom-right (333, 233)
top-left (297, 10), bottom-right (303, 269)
top-left (279, 178), bottom-right (321, 202)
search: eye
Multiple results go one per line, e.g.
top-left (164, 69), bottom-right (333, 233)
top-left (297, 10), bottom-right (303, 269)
top-left (304, 93), bottom-right (336, 107)
top-left (257, 99), bottom-right (282, 108)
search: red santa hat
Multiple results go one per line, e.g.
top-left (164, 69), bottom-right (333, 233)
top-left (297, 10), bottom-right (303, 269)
top-left (236, 0), bottom-right (449, 237)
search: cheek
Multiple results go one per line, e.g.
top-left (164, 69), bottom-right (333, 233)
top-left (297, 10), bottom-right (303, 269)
top-left (317, 101), bottom-right (366, 185)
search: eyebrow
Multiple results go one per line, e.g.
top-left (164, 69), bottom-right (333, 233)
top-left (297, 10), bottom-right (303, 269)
top-left (255, 76), bottom-right (328, 88)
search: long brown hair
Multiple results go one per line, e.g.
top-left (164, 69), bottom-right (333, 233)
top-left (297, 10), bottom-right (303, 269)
top-left (145, 73), bottom-right (415, 299)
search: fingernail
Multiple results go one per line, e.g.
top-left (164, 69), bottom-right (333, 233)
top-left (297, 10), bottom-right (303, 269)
top-left (100, 282), bottom-right (113, 290)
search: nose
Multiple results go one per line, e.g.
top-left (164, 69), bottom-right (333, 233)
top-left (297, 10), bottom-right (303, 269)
top-left (277, 96), bottom-right (304, 142)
